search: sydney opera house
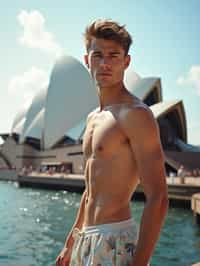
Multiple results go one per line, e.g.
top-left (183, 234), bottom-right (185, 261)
top-left (0, 55), bottom-right (200, 175)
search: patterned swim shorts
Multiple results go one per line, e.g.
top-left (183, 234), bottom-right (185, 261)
top-left (70, 218), bottom-right (139, 266)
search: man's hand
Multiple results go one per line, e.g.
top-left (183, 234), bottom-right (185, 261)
top-left (55, 246), bottom-right (71, 266)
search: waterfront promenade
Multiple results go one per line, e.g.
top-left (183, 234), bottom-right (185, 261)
top-left (15, 172), bottom-right (200, 205)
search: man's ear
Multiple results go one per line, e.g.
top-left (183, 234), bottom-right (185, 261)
top-left (84, 55), bottom-right (89, 68)
top-left (124, 55), bottom-right (131, 69)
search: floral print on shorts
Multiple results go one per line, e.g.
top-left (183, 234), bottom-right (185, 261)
top-left (70, 222), bottom-right (138, 266)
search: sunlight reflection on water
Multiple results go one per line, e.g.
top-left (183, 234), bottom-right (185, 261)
top-left (0, 181), bottom-right (199, 266)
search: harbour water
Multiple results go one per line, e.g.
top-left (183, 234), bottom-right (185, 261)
top-left (0, 181), bottom-right (199, 266)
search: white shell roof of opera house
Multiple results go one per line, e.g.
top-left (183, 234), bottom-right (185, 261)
top-left (11, 55), bottom-right (167, 150)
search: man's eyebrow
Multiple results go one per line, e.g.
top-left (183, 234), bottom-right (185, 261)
top-left (109, 51), bottom-right (121, 55)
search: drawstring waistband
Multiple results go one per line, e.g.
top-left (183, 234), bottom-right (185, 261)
top-left (72, 217), bottom-right (137, 238)
top-left (72, 227), bottom-right (85, 239)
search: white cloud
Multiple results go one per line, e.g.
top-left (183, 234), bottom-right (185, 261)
top-left (8, 67), bottom-right (49, 103)
top-left (17, 10), bottom-right (63, 57)
top-left (177, 65), bottom-right (200, 95)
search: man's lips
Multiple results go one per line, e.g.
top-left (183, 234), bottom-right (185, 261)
top-left (97, 72), bottom-right (112, 76)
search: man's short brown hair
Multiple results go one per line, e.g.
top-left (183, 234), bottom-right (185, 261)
top-left (84, 19), bottom-right (132, 55)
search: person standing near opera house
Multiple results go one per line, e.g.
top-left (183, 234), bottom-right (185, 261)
top-left (56, 19), bottom-right (168, 266)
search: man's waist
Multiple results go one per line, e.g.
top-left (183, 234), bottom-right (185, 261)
top-left (82, 217), bottom-right (137, 235)
top-left (84, 201), bottom-right (131, 226)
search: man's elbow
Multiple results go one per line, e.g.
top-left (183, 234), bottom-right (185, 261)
top-left (159, 193), bottom-right (169, 214)
top-left (157, 193), bottom-right (168, 223)
top-left (147, 191), bottom-right (169, 214)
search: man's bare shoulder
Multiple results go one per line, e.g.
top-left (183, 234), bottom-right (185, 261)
top-left (118, 101), bottom-right (158, 141)
top-left (118, 101), bottom-right (154, 125)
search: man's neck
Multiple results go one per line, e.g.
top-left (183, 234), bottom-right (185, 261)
top-left (98, 82), bottom-right (128, 110)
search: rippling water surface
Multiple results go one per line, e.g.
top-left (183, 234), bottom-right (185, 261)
top-left (0, 181), bottom-right (199, 266)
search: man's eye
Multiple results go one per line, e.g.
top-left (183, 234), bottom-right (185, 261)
top-left (93, 54), bottom-right (101, 57)
top-left (110, 54), bottom-right (119, 58)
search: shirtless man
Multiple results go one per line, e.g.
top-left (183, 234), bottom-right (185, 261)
top-left (56, 19), bottom-right (168, 266)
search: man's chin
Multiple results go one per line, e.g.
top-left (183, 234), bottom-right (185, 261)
top-left (95, 79), bottom-right (112, 88)
top-left (96, 82), bottom-right (112, 89)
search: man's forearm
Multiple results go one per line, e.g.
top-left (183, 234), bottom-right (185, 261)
top-left (132, 194), bottom-right (168, 266)
top-left (64, 229), bottom-right (74, 248)
top-left (64, 190), bottom-right (87, 248)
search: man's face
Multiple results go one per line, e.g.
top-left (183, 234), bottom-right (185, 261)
top-left (84, 38), bottom-right (130, 89)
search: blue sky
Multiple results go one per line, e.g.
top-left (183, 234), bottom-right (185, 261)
top-left (0, 0), bottom-right (200, 144)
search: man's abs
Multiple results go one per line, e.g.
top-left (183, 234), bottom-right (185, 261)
top-left (83, 195), bottom-right (132, 226)
top-left (83, 156), bottom-right (138, 226)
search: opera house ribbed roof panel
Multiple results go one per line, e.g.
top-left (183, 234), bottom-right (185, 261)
top-left (66, 118), bottom-right (86, 141)
top-left (20, 87), bottom-right (47, 143)
top-left (12, 116), bottom-right (26, 135)
top-left (150, 100), bottom-right (187, 142)
top-left (23, 108), bottom-right (45, 140)
top-left (43, 56), bottom-right (98, 149)
top-left (11, 104), bottom-right (30, 134)
top-left (150, 100), bottom-right (180, 117)
top-left (127, 77), bottom-right (162, 104)
top-left (124, 69), bottom-right (141, 90)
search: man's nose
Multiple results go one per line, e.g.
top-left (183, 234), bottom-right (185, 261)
top-left (99, 57), bottom-right (111, 68)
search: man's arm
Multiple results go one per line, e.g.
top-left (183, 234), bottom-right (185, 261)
top-left (58, 110), bottom-right (93, 250)
top-left (121, 106), bottom-right (168, 266)
top-left (64, 189), bottom-right (87, 247)
top-left (55, 189), bottom-right (87, 266)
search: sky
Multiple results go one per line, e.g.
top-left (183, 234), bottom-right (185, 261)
top-left (0, 0), bottom-right (200, 145)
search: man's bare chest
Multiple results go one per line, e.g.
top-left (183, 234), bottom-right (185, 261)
top-left (82, 111), bottom-right (127, 158)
